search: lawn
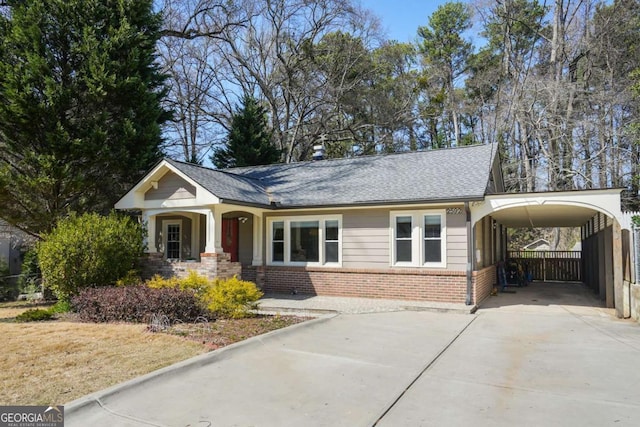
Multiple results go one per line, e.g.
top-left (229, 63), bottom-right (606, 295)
top-left (0, 301), bottom-right (307, 405)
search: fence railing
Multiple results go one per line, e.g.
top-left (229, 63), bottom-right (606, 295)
top-left (507, 251), bottom-right (582, 282)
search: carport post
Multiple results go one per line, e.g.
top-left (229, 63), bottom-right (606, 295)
top-left (465, 202), bottom-right (473, 305)
top-left (613, 220), bottom-right (625, 318)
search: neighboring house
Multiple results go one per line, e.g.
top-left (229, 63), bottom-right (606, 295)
top-left (116, 144), bottom-right (632, 313)
top-left (0, 220), bottom-right (30, 282)
top-left (522, 239), bottom-right (551, 251)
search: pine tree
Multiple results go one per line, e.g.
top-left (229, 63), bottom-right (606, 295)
top-left (212, 95), bottom-right (281, 169)
top-left (0, 0), bottom-right (170, 236)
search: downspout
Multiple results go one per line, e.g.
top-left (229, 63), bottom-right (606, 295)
top-left (465, 202), bottom-right (474, 305)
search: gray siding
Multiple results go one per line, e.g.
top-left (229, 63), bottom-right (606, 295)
top-left (263, 206), bottom-right (469, 272)
top-left (238, 217), bottom-right (253, 265)
top-left (342, 208), bottom-right (467, 271)
top-left (342, 209), bottom-right (390, 269)
top-left (145, 172), bottom-right (196, 201)
top-left (445, 211), bottom-right (467, 271)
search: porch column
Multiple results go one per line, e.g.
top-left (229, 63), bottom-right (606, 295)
top-left (143, 212), bottom-right (157, 253)
top-left (252, 213), bottom-right (263, 266)
top-left (191, 213), bottom-right (199, 259)
top-left (204, 209), bottom-right (223, 254)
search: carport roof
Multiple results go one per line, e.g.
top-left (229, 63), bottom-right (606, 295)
top-left (477, 189), bottom-right (624, 228)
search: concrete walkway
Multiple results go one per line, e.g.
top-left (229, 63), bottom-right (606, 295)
top-left (257, 293), bottom-right (476, 315)
top-left (65, 283), bottom-right (640, 426)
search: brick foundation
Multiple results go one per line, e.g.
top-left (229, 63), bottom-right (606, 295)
top-left (240, 265), bottom-right (499, 304)
top-left (472, 265), bottom-right (497, 305)
top-left (246, 266), bottom-right (468, 303)
top-left (141, 252), bottom-right (241, 281)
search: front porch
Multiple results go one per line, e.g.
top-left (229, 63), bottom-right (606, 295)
top-left (139, 207), bottom-right (264, 281)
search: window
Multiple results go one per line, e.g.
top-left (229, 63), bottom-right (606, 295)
top-left (423, 215), bottom-right (442, 263)
top-left (165, 222), bottom-right (181, 260)
top-left (325, 220), bottom-right (339, 263)
top-left (395, 216), bottom-right (413, 263)
top-left (272, 221), bottom-right (284, 262)
top-left (268, 216), bottom-right (342, 266)
top-left (290, 221), bottom-right (319, 262)
top-left (391, 210), bottom-right (446, 268)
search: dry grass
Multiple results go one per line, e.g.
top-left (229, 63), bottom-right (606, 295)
top-left (0, 303), bottom-right (308, 406)
top-left (0, 300), bottom-right (52, 319)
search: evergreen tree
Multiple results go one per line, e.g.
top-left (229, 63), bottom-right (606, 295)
top-left (0, 0), bottom-right (170, 236)
top-left (212, 95), bottom-right (280, 169)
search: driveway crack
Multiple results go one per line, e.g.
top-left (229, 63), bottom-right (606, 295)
top-left (371, 314), bottom-right (479, 426)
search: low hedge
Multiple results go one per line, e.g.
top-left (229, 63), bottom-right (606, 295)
top-left (71, 286), bottom-right (206, 323)
top-left (15, 309), bottom-right (53, 322)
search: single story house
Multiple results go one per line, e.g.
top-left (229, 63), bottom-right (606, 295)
top-left (115, 144), bottom-right (635, 316)
top-left (0, 220), bottom-right (31, 283)
top-left (522, 239), bottom-right (551, 251)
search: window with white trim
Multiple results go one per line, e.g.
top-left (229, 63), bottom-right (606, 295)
top-left (272, 221), bottom-right (284, 262)
top-left (391, 210), bottom-right (446, 268)
top-left (267, 216), bottom-right (342, 266)
top-left (164, 221), bottom-right (182, 260)
top-left (395, 215), bottom-right (413, 264)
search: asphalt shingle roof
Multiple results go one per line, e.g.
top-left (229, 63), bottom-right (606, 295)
top-left (165, 159), bottom-right (271, 206)
top-left (168, 144), bottom-right (498, 208)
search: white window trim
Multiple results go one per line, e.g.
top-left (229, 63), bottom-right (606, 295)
top-left (390, 210), bottom-right (446, 268)
top-left (163, 220), bottom-right (182, 260)
top-left (267, 215), bottom-right (342, 267)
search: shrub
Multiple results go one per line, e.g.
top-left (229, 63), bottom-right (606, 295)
top-left (0, 259), bottom-right (18, 301)
top-left (15, 308), bottom-right (53, 322)
top-left (17, 248), bottom-right (41, 295)
top-left (37, 212), bottom-right (145, 301)
top-left (71, 286), bottom-right (206, 323)
top-left (146, 274), bottom-right (180, 289)
top-left (147, 271), bottom-right (212, 300)
top-left (13, 300), bottom-right (70, 322)
top-left (115, 270), bottom-right (143, 287)
top-left (203, 276), bottom-right (263, 319)
top-left (48, 300), bottom-right (71, 314)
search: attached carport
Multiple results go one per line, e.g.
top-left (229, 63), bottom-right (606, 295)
top-left (470, 189), bottom-right (631, 317)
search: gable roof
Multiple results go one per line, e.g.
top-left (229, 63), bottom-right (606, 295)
top-left (163, 159), bottom-right (272, 206)
top-left (166, 143), bottom-right (498, 208)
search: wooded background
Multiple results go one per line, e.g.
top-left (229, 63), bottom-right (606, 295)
top-left (156, 0), bottom-right (640, 210)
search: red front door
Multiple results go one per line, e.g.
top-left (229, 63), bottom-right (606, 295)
top-left (222, 218), bottom-right (239, 262)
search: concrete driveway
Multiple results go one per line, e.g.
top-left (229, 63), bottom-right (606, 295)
top-left (66, 283), bottom-right (640, 427)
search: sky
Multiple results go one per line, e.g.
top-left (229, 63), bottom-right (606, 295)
top-left (359, 0), bottom-right (447, 44)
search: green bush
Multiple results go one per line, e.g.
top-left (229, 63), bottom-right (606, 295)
top-left (203, 276), bottom-right (263, 319)
top-left (0, 259), bottom-right (18, 301)
top-left (17, 248), bottom-right (41, 295)
top-left (15, 308), bottom-right (53, 322)
top-left (37, 212), bottom-right (145, 301)
top-left (48, 300), bottom-right (71, 314)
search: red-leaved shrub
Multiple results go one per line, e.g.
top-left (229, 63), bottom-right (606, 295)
top-left (71, 286), bottom-right (207, 323)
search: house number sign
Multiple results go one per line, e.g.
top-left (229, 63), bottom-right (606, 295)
top-left (446, 208), bottom-right (462, 215)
